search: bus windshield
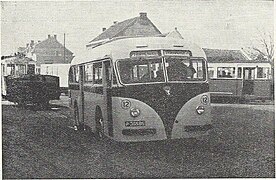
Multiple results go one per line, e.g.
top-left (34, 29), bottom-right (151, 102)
top-left (165, 57), bottom-right (206, 82)
top-left (118, 58), bottom-right (165, 84)
top-left (117, 57), bottom-right (206, 84)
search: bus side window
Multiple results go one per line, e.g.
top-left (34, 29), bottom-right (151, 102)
top-left (84, 63), bottom-right (93, 83)
top-left (238, 67), bottom-right (242, 78)
top-left (93, 62), bottom-right (103, 85)
top-left (103, 60), bottom-right (112, 87)
top-left (69, 67), bottom-right (73, 83)
top-left (75, 66), bottom-right (79, 83)
top-left (69, 66), bottom-right (78, 83)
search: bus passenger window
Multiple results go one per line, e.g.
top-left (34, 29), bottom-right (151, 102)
top-left (238, 67), bottom-right (242, 78)
top-left (257, 67), bottom-right (269, 79)
top-left (93, 62), bottom-right (102, 85)
top-left (69, 66), bottom-right (78, 83)
top-left (217, 67), bottom-right (235, 78)
top-left (84, 63), bottom-right (93, 82)
top-left (75, 66), bottom-right (79, 83)
top-left (69, 67), bottom-right (74, 83)
top-left (208, 67), bottom-right (214, 78)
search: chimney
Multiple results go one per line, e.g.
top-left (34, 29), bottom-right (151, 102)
top-left (113, 21), bottom-right (118, 25)
top-left (30, 40), bottom-right (34, 46)
top-left (54, 35), bottom-right (57, 39)
top-left (48, 34), bottom-right (51, 39)
top-left (140, 12), bottom-right (147, 19)
top-left (102, 27), bottom-right (106, 32)
top-left (38, 40), bottom-right (41, 43)
top-left (26, 43), bottom-right (29, 47)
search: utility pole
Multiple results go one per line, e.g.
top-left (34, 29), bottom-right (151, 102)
top-left (64, 33), bottom-right (66, 63)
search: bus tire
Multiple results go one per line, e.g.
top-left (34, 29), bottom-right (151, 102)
top-left (95, 109), bottom-right (104, 140)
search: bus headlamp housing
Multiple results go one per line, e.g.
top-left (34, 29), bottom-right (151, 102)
top-left (130, 108), bottom-right (141, 117)
top-left (196, 106), bottom-right (205, 115)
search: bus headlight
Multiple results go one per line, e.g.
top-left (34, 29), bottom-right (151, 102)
top-left (130, 108), bottom-right (141, 117)
top-left (196, 106), bottom-right (205, 115)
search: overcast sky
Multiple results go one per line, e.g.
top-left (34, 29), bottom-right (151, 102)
top-left (1, 0), bottom-right (274, 56)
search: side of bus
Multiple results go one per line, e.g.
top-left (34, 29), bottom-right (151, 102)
top-left (208, 62), bottom-right (273, 102)
top-left (68, 58), bottom-right (113, 139)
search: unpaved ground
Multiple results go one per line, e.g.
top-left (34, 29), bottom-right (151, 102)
top-left (2, 102), bottom-right (275, 178)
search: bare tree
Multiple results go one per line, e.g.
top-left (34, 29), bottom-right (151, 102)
top-left (243, 30), bottom-right (274, 99)
top-left (244, 31), bottom-right (273, 61)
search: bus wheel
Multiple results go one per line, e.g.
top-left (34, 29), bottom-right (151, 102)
top-left (95, 111), bottom-right (104, 140)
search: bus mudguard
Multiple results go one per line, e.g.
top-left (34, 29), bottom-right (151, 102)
top-left (171, 92), bottom-right (212, 139)
top-left (111, 97), bottom-right (167, 142)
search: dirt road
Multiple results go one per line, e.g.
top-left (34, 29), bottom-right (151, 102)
top-left (2, 103), bottom-right (275, 178)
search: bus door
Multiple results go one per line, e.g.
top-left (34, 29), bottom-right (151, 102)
top-left (102, 60), bottom-right (113, 137)
top-left (242, 67), bottom-right (255, 95)
top-left (79, 65), bottom-right (85, 126)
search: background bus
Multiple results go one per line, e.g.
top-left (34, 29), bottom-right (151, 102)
top-left (208, 62), bottom-right (272, 102)
top-left (69, 37), bottom-right (212, 142)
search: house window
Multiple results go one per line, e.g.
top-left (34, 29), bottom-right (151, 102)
top-left (217, 67), bottom-right (236, 78)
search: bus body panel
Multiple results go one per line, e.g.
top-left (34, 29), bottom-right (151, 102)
top-left (83, 91), bottom-right (103, 133)
top-left (111, 97), bottom-right (167, 142)
top-left (253, 80), bottom-right (271, 98)
top-left (209, 79), bottom-right (243, 96)
top-left (209, 78), bottom-right (272, 100)
top-left (172, 92), bottom-right (211, 139)
top-left (208, 62), bottom-right (272, 100)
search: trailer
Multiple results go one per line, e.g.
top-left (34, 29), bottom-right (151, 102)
top-left (4, 74), bottom-right (60, 107)
top-left (40, 64), bottom-right (70, 94)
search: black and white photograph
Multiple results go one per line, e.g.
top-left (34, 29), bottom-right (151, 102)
top-left (1, 0), bottom-right (274, 178)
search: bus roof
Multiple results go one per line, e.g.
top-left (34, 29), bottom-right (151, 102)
top-left (71, 37), bottom-right (206, 65)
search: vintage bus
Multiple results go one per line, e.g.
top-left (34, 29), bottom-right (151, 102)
top-left (68, 37), bottom-right (212, 142)
top-left (208, 61), bottom-right (272, 102)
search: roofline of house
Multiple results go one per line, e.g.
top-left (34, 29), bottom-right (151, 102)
top-left (240, 48), bottom-right (252, 60)
top-left (86, 34), bottom-right (167, 49)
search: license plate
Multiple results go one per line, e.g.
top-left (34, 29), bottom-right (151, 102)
top-left (125, 121), bottom-right (145, 127)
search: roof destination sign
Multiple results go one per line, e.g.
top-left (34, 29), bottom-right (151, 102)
top-left (163, 50), bottom-right (192, 57)
top-left (130, 50), bottom-right (160, 58)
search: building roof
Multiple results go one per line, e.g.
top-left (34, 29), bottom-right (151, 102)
top-left (89, 12), bottom-right (162, 44)
top-left (203, 48), bottom-right (252, 63)
top-left (1, 56), bottom-right (35, 64)
top-left (162, 27), bottom-right (184, 39)
top-left (34, 35), bottom-right (73, 55)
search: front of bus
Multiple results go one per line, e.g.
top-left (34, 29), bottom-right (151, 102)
top-left (113, 48), bottom-right (212, 142)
